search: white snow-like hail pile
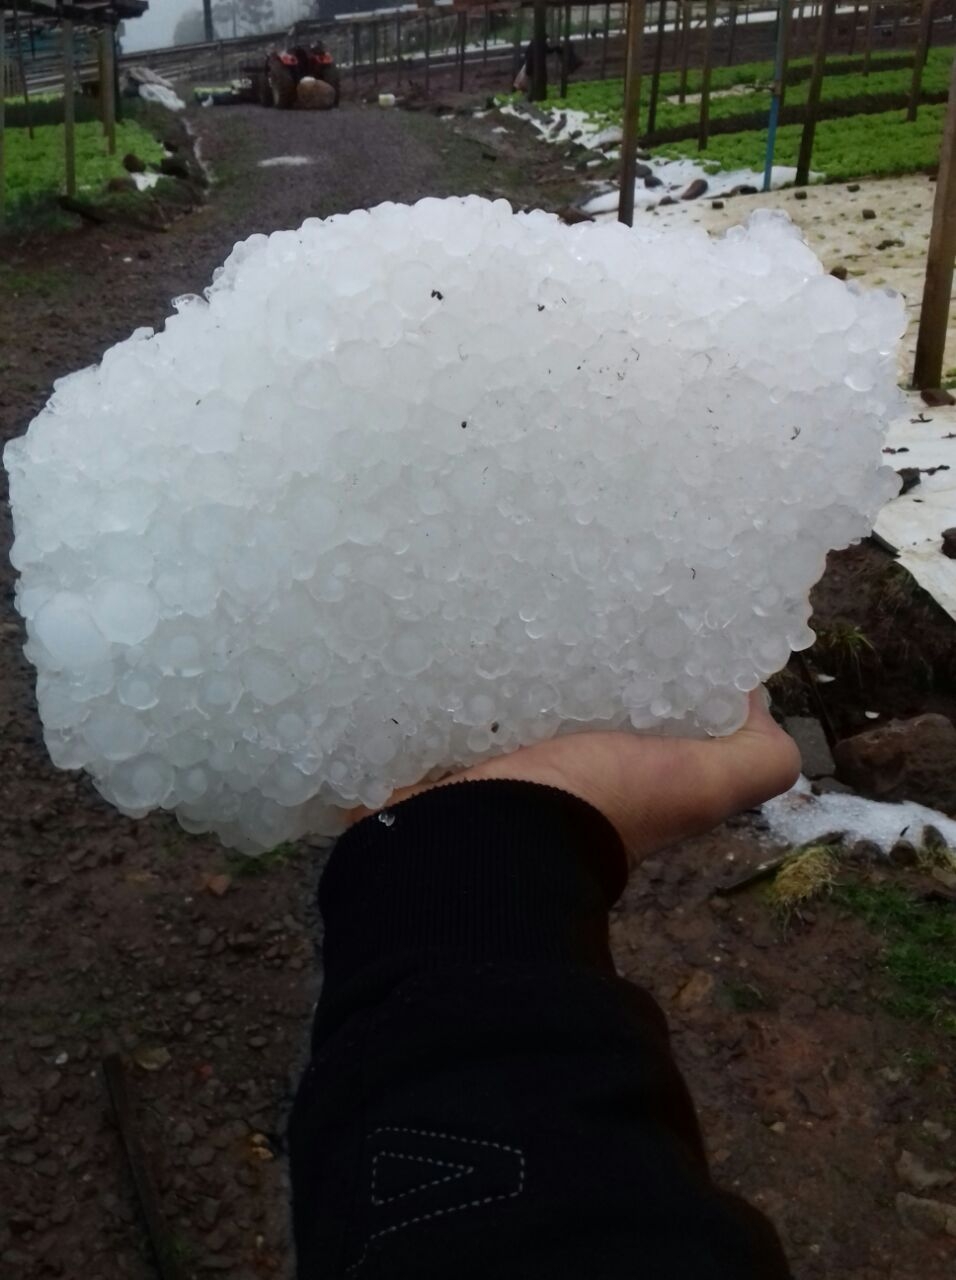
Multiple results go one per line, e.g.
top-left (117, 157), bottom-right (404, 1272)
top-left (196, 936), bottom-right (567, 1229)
top-left (4, 197), bottom-right (904, 852)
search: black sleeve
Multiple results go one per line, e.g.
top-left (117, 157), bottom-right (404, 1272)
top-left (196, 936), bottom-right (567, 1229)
top-left (289, 779), bottom-right (792, 1280)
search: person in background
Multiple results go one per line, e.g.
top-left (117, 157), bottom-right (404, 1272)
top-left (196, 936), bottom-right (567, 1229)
top-left (290, 690), bottom-right (800, 1278)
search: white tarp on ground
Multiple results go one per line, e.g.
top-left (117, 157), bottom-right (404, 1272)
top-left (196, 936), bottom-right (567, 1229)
top-left (874, 394), bottom-right (956, 623)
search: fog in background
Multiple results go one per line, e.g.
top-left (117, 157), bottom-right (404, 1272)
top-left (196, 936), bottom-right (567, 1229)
top-left (122, 0), bottom-right (313, 52)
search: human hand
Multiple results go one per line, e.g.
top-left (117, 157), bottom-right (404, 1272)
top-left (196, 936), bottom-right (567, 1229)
top-left (351, 690), bottom-right (800, 866)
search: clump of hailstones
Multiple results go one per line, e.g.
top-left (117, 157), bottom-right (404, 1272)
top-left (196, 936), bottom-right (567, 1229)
top-left (4, 198), bottom-right (903, 852)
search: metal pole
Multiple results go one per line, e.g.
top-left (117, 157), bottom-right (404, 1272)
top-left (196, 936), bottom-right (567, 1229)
top-left (601, 1), bottom-right (611, 77)
top-left (373, 19), bottom-right (378, 87)
top-left (12, 0), bottom-right (34, 141)
top-left (698, 0), bottom-right (716, 150)
top-left (678, 0), bottom-right (691, 101)
top-left (484, 2), bottom-right (490, 63)
top-left (203, 0), bottom-right (214, 42)
top-left (913, 49), bottom-right (956, 388)
top-left (458, 7), bottom-right (466, 91)
top-left (561, 3), bottom-right (571, 96)
top-left (353, 22), bottom-right (359, 91)
top-left (618, 0), bottom-right (647, 225)
top-left (63, 19), bottom-right (76, 198)
top-left (396, 10), bottom-right (402, 73)
top-left (531, 0), bottom-right (548, 100)
top-left (648, 0), bottom-right (666, 133)
top-left (102, 26), bottom-right (116, 156)
top-left (863, 0), bottom-right (875, 71)
top-left (727, 0), bottom-right (738, 62)
top-left (763, 0), bottom-right (789, 188)
top-left (424, 12), bottom-right (431, 94)
top-left (907, 0), bottom-right (935, 120)
top-left (795, 0), bottom-right (836, 184)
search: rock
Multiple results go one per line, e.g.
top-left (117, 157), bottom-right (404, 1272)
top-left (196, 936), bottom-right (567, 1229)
top-left (895, 1192), bottom-right (956, 1236)
top-left (811, 777), bottom-right (856, 798)
top-left (921, 387), bottom-right (956, 407)
top-left (847, 838), bottom-right (883, 864)
top-left (941, 528), bottom-right (956, 559)
top-left (558, 205), bottom-right (594, 225)
top-left (29, 1034), bottom-right (56, 1050)
top-left (133, 1045), bottom-right (171, 1072)
top-left (711, 200), bottom-right (724, 209)
top-left (634, 162), bottom-right (652, 179)
top-left (644, 173), bottom-right (663, 189)
top-left (923, 1120), bottom-right (953, 1142)
top-left (833, 713), bottom-right (956, 815)
top-left (197, 926), bottom-right (216, 947)
top-left (889, 839), bottom-right (918, 867)
top-left (172, 1120), bottom-right (194, 1145)
top-left (122, 153), bottom-right (146, 173)
top-left (847, 183), bottom-right (861, 192)
top-left (676, 970), bottom-right (715, 1010)
top-left (829, 265), bottom-right (848, 280)
top-left (897, 466), bottom-right (921, 495)
top-left (785, 716), bottom-right (835, 779)
top-left (897, 1149), bottom-right (953, 1192)
top-left (861, 208), bottom-right (877, 220)
top-left (793, 189), bottom-right (808, 200)
top-left (680, 178), bottom-right (708, 201)
top-left (658, 195), bottom-right (678, 206)
top-left (106, 175), bottom-right (136, 194)
top-left (188, 1144), bottom-right (216, 1168)
top-left (876, 238), bottom-right (903, 250)
top-left (203, 873), bottom-right (232, 898)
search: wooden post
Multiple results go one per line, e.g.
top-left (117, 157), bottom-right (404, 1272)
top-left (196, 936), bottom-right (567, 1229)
top-left (779, 0), bottom-right (792, 106)
top-left (372, 19), bottom-right (378, 87)
top-left (678, 0), bottom-right (691, 102)
top-left (849, 1), bottom-right (859, 52)
top-left (353, 22), bottom-right (359, 90)
top-left (531, 0), bottom-right (548, 100)
top-left (585, 2), bottom-right (591, 51)
top-left (203, 0), bottom-right (214, 42)
top-left (912, 15), bottom-right (956, 386)
top-left (727, 0), bottom-right (738, 63)
top-left (648, 0), bottom-right (666, 133)
top-left (483, 2), bottom-right (490, 63)
top-left (618, 0), bottom-right (647, 225)
top-left (863, 0), bottom-right (876, 70)
top-left (601, 1), bottom-right (611, 77)
top-left (795, 0), bottom-right (835, 183)
top-left (907, 0), bottom-right (935, 120)
top-left (101, 27), bottom-right (116, 156)
top-left (698, 0), bottom-right (716, 150)
top-left (560, 3), bottom-right (571, 96)
top-left (1, 10), bottom-right (6, 229)
top-left (63, 19), bottom-right (76, 198)
top-left (513, 3), bottom-right (523, 82)
top-left (396, 10), bottom-right (402, 73)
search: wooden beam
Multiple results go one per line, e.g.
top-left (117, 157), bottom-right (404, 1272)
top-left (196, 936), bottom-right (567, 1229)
top-left (794, 0), bottom-right (835, 184)
top-left (63, 18), bottom-right (76, 198)
top-left (907, 0), bottom-right (935, 121)
top-left (912, 50), bottom-right (956, 389)
top-left (698, 0), bottom-right (716, 150)
top-left (618, 0), bottom-right (646, 225)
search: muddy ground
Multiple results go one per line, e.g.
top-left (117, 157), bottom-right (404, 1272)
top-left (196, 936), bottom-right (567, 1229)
top-left (0, 101), bottom-right (954, 1280)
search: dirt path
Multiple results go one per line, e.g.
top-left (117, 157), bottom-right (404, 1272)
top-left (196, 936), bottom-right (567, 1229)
top-left (1, 103), bottom-right (954, 1280)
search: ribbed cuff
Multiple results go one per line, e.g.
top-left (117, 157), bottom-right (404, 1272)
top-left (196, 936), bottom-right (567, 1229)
top-left (318, 780), bottom-right (628, 992)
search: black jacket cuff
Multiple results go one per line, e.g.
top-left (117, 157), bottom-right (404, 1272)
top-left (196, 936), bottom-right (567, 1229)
top-left (318, 779), bottom-right (628, 994)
